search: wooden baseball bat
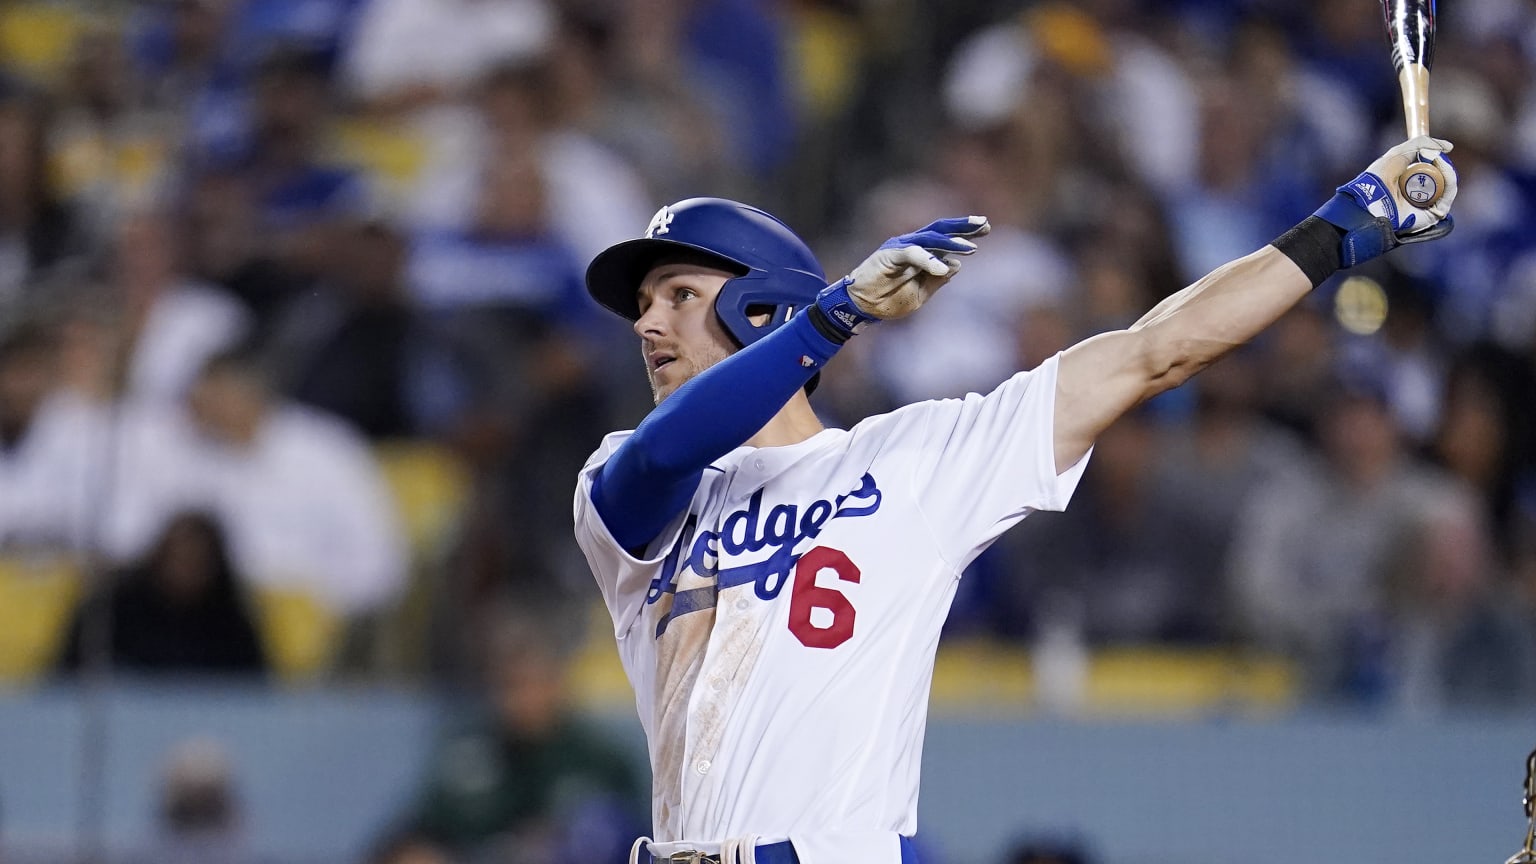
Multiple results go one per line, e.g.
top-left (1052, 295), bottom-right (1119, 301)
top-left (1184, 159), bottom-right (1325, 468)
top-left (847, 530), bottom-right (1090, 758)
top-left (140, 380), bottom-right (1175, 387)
top-left (1382, 0), bottom-right (1447, 208)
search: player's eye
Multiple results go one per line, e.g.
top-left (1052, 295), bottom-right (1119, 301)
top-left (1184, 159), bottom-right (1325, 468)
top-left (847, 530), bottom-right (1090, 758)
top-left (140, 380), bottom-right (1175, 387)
top-left (674, 286), bottom-right (697, 304)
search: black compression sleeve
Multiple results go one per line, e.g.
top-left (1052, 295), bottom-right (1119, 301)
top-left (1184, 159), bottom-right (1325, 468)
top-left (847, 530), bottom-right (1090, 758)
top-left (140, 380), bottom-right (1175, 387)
top-left (1270, 216), bottom-right (1346, 289)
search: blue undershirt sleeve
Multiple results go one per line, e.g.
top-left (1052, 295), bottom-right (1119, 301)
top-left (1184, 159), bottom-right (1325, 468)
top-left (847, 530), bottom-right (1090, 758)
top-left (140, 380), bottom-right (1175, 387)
top-left (592, 310), bottom-right (844, 551)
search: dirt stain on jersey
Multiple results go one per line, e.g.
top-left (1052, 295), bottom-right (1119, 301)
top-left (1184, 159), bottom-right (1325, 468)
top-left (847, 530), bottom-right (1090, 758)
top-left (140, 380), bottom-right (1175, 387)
top-left (650, 566), bottom-right (716, 830)
top-left (689, 593), bottom-right (768, 767)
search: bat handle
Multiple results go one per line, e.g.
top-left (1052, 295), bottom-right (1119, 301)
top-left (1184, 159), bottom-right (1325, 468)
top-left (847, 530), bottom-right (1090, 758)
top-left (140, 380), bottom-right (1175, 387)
top-left (1398, 62), bottom-right (1446, 209)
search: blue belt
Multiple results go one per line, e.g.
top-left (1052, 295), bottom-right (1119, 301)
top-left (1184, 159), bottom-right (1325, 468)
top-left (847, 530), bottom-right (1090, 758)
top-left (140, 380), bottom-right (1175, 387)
top-left (643, 835), bottom-right (919, 863)
top-left (643, 840), bottom-right (797, 864)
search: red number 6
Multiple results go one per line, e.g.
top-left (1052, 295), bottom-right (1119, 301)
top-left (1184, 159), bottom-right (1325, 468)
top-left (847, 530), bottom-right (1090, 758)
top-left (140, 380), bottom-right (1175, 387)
top-left (787, 546), bottom-right (860, 649)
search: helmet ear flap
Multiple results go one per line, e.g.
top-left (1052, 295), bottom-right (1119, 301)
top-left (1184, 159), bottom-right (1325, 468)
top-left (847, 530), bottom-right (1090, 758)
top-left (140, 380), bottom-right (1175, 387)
top-left (713, 269), bottom-right (825, 348)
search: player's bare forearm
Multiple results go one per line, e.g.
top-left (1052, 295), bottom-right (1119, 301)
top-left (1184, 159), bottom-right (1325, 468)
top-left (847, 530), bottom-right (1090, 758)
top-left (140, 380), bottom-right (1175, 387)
top-left (1052, 246), bottom-right (1310, 472)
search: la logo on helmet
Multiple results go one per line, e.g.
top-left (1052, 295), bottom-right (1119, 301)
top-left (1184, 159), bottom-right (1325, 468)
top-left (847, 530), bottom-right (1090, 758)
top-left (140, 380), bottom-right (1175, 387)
top-left (647, 207), bottom-right (675, 237)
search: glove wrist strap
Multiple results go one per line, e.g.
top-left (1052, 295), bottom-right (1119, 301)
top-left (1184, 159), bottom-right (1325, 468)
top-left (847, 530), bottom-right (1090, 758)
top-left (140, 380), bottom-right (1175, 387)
top-left (813, 277), bottom-right (879, 339)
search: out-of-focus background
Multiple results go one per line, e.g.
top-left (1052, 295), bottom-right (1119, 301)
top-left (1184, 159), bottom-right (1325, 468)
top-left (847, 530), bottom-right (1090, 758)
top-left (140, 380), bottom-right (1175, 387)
top-left (0, 0), bottom-right (1533, 862)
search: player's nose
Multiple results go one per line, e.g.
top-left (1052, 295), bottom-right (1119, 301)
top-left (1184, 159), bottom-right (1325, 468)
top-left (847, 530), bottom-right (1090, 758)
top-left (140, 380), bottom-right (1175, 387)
top-left (633, 304), bottom-right (668, 338)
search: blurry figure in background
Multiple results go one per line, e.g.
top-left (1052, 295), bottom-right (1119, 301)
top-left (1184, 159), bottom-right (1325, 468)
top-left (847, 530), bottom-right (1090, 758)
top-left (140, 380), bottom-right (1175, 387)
top-left (133, 737), bottom-right (259, 864)
top-left (129, 0), bottom-right (233, 113)
top-left (1002, 836), bottom-right (1093, 864)
top-left (1222, 13), bottom-right (1370, 179)
top-left (1335, 269), bottom-right (1448, 448)
top-left (269, 218), bottom-right (476, 441)
top-left (55, 511), bottom-right (267, 679)
top-left (1230, 371), bottom-right (1495, 705)
top-left (407, 54), bottom-right (653, 269)
top-left (341, 0), bottom-right (554, 113)
top-left (0, 78), bottom-right (84, 304)
top-left (363, 829), bottom-right (455, 864)
top-left (1432, 344), bottom-right (1536, 557)
top-left (1166, 74), bottom-right (1305, 284)
top-left (403, 617), bottom-right (643, 864)
top-left (0, 320), bottom-right (74, 551)
top-left (591, 0), bottom-right (737, 202)
top-left (109, 208), bottom-right (251, 407)
top-left (941, 2), bottom-right (1198, 205)
top-left (403, 87), bottom-right (616, 670)
top-left (179, 167), bottom-right (310, 338)
top-left (185, 349), bottom-right (406, 619)
top-left (990, 407), bottom-right (1236, 645)
top-left (50, 21), bottom-right (174, 242)
top-left (1252, 300), bottom-right (1338, 442)
top-left (1410, 68), bottom-right (1536, 348)
top-left (1427, 344), bottom-right (1536, 705)
top-left (227, 44), bottom-right (368, 257)
top-left (1147, 352), bottom-right (1309, 619)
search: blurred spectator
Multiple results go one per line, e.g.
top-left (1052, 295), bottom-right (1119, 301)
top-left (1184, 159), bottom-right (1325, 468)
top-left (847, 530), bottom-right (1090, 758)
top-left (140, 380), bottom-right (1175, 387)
top-left (0, 317), bottom-right (109, 553)
top-left (990, 408), bottom-right (1236, 644)
top-left (185, 349), bottom-right (406, 617)
top-left (0, 320), bottom-right (62, 549)
top-left (179, 167), bottom-right (310, 337)
top-left (50, 21), bottom-right (174, 241)
top-left (1253, 301), bottom-right (1338, 442)
top-left (1415, 68), bottom-right (1535, 348)
top-left (364, 829), bottom-right (455, 864)
top-left (341, 0), bottom-right (554, 111)
top-left (131, 737), bottom-right (259, 864)
top-left (269, 219), bottom-right (474, 440)
top-left (1229, 372), bottom-right (1494, 704)
top-left (680, 0), bottom-right (797, 182)
top-left (212, 44), bottom-right (368, 245)
top-left (403, 618), bottom-right (643, 863)
top-left (398, 84), bottom-right (617, 642)
top-left (55, 511), bottom-right (267, 679)
top-left (110, 209), bottom-right (251, 407)
top-left (1335, 269), bottom-right (1448, 447)
top-left (0, 79), bottom-right (83, 303)
top-left (1430, 343), bottom-right (1536, 561)
top-left (942, 3), bottom-right (1199, 200)
top-left (1166, 72), bottom-right (1305, 283)
top-left (406, 54), bottom-right (652, 267)
top-left (588, 0), bottom-right (736, 201)
top-left (1003, 836), bottom-right (1093, 864)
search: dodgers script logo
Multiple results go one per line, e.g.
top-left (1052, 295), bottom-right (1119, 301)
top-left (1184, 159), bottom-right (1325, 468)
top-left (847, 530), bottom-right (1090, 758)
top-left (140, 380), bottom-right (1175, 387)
top-left (648, 473), bottom-right (883, 636)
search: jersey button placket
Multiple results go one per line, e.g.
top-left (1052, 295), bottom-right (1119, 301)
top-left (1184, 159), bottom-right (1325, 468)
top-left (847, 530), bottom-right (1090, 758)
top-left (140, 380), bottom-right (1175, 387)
top-left (695, 758), bottom-right (711, 775)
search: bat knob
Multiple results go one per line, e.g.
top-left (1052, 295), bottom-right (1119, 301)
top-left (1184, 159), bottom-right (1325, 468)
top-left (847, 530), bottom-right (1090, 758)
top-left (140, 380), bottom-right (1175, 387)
top-left (1400, 161), bottom-right (1446, 209)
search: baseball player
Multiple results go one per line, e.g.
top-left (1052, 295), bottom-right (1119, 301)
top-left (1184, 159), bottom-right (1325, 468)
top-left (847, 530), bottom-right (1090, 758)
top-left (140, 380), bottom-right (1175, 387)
top-left (573, 137), bottom-right (1458, 864)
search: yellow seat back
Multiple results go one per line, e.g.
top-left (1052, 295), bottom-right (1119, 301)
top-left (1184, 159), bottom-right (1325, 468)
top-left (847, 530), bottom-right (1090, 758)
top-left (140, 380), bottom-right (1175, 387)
top-left (373, 441), bottom-right (469, 556)
top-left (250, 587), bottom-right (341, 682)
top-left (0, 555), bottom-right (83, 682)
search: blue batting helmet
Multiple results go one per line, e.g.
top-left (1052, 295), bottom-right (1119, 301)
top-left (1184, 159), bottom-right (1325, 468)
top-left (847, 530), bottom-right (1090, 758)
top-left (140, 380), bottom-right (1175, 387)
top-left (584, 198), bottom-right (827, 348)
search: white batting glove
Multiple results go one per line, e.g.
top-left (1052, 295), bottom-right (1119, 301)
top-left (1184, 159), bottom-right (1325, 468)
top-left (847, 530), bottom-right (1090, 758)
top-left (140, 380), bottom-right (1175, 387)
top-left (813, 216), bottom-right (991, 337)
top-left (1315, 136), bottom-right (1458, 266)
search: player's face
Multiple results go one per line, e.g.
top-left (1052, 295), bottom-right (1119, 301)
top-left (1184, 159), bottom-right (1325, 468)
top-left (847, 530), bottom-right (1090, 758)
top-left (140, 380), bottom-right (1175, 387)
top-left (634, 262), bottom-right (739, 404)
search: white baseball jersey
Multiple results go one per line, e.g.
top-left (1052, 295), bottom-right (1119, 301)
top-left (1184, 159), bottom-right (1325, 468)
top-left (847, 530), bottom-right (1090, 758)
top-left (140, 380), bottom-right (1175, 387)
top-left (573, 354), bottom-right (1090, 863)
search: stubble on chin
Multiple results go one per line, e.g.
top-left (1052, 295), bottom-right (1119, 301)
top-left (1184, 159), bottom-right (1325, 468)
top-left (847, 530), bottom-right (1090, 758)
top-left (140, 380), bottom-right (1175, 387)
top-left (647, 347), bottom-right (730, 406)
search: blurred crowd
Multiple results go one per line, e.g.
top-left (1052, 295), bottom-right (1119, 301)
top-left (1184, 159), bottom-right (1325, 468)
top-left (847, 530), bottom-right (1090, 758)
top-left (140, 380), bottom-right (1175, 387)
top-left (0, 0), bottom-right (1533, 733)
top-left (1, 1), bottom-right (1535, 860)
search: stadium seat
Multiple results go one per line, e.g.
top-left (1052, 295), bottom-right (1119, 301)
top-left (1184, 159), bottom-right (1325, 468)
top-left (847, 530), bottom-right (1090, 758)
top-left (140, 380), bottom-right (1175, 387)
top-left (0, 555), bottom-right (83, 682)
